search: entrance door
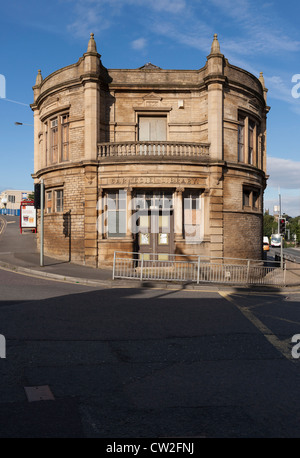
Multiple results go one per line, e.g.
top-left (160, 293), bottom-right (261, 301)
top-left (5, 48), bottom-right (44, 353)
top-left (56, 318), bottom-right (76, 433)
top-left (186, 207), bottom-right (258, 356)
top-left (137, 210), bottom-right (174, 260)
top-left (134, 191), bottom-right (174, 260)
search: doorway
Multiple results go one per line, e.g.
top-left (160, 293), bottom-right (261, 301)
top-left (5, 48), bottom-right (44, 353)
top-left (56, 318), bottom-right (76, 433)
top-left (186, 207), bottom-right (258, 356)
top-left (134, 191), bottom-right (174, 260)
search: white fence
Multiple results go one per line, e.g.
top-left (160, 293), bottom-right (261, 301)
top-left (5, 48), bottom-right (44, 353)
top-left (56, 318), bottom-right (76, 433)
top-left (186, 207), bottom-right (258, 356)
top-left (113, 252), bottom-right (286, 286)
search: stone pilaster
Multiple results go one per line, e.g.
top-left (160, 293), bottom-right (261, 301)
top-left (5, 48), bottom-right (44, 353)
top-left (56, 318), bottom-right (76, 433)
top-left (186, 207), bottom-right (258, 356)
top-left (205, 34), bottom-right (225, 161)
top-left (83, 33), bottom-right (101, 161)
top-left (209, 165), bottom-right (224, 259)
top-left (174, 187), bottom-right (184, 241)
top-left (126, 187), bottom-right (134, 240)
top-left (82, 34), bottom-right (101, 266)
top-left (84, 165), bottom-right (98, 267)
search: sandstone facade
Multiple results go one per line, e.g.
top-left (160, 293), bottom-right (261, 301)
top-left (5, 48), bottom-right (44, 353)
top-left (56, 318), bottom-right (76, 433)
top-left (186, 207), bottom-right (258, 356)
top-left (31, 34), bottom-right (269, 267)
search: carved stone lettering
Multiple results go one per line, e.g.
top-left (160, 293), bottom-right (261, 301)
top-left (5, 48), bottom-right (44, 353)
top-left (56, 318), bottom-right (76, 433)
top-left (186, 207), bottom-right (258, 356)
top-left (102, 176), bottom-right (205, 186)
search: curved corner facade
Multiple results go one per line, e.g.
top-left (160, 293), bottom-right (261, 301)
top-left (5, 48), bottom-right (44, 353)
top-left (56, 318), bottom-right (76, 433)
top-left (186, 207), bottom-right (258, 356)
top-left (31, 34), bottom-right (269, 267)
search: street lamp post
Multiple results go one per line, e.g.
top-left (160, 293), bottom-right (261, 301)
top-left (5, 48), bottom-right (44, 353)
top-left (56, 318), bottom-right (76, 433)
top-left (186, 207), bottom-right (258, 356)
top-left (14, 122), bottom-right (33, 127)
top-left (278, 191), bottom-right (284, 269)
top-left (40, 180), bottom-right (44, 267)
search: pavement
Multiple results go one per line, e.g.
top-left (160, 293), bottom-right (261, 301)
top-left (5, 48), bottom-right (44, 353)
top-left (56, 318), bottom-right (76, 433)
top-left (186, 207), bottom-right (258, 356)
top-left (1, 214), bottom-right (300, 290)
top-left (0, 215), bottom-right (115, 288)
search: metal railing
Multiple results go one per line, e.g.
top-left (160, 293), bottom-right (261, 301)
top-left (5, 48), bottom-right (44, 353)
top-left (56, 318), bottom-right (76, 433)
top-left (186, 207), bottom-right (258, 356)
top-left (112, 252), bottom-right (286, 286)
top-left (98, 141), bottom-right (210, 159)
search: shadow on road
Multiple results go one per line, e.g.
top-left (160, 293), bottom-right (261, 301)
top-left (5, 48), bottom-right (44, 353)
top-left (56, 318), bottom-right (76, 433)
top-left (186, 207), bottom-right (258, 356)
top-left (0, 285), bottom-right (300, 438)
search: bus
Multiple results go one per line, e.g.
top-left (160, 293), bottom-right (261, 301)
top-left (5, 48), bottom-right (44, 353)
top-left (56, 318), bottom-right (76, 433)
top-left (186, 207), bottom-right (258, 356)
top-left (270, 234), bottom-right (281, 247)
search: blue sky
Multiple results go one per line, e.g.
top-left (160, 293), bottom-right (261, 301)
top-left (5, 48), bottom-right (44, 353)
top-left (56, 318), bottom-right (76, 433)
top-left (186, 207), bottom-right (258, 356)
top-left (1, 0), bottom-right (300, 215)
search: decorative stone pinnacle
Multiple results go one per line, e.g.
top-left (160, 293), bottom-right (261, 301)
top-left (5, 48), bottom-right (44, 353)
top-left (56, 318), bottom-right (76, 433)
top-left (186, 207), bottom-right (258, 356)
top-left (210, 33), bottom-right (221, 54)
top-left (259, 72), bottom-right (265, 88)
top-left (87, 32), bottom-right (97, 53)
top-left (35, 69), bottom-right (43, 86)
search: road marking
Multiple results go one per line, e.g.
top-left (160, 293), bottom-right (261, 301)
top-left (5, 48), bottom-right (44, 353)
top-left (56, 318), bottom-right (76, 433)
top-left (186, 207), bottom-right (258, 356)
top-left (219, 291), bottom-right (294, 361)
top-left (0, 217), bottom-right (7, 236)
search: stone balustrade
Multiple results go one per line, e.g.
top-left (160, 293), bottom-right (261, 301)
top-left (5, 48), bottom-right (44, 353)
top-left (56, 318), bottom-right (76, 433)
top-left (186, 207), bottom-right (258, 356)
top-left (98, 141), bottom-right (210, 159)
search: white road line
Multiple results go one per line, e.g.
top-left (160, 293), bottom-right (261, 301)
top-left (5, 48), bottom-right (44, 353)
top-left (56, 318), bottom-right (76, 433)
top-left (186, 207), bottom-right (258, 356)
top-left (219, 291), bottom-right (294, 361)
top-left (0, 217), bottom-right (7, 236)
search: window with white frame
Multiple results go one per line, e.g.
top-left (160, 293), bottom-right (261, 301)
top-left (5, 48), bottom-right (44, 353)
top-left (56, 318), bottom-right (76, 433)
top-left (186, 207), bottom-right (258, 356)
top-left (106, 190), bottom-right (127, 238)
top-left (55, 189), bottom-right (64, 213)
top-left (134, 191), bottom-right (173, 211)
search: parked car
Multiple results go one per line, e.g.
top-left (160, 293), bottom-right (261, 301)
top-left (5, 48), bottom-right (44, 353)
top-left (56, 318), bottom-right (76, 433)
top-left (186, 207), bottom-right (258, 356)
top-left (263, 236), bottom-right (270, 251)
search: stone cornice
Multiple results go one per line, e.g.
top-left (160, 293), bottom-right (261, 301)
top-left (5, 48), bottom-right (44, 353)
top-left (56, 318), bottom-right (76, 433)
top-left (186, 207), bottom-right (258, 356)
top-left (32, 78), bottom-right (82, 110)
top-left (32, 160), bottom-right (99, 179)
top-left (203, 74), bottom-right (227, 86)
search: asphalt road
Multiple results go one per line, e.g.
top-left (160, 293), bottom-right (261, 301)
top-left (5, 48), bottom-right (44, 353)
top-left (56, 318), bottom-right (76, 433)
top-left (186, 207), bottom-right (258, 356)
top-left (271, 246), bottom-right (300, 263)
top-left (1, 266), bottom-right (300, 438)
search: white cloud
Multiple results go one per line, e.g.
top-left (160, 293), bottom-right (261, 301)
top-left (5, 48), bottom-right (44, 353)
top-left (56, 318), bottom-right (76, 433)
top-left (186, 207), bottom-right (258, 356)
top-left (106, 0), bottom-right (187, 13)
top-left (67, 1), bottom-right (111, 38)
top-left (149, 0), bottom-right (186, 13)
top-left (150, 19), bottom-right (212, 54)
top-left (264, 193), bottom-right (300, 217)
top-left (267, 156), bottom-right (300, 189)
top-left (66, 0), bottom-right (187, 38)
top-left (65, 0), bottom-right (300, 69)
top-left (210, 0), bottom-right (300, 56)
top-left (131, 38), bottom-right (147, 51)
top-left (264, 157), bottom-right (300, 215)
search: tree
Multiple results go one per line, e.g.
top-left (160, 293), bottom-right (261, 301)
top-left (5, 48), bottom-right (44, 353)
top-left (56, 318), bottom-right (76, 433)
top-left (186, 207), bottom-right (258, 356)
top-left (263, 213), bottom-right (278, 239)
top-left (288, 216), bottom-right (300, 243)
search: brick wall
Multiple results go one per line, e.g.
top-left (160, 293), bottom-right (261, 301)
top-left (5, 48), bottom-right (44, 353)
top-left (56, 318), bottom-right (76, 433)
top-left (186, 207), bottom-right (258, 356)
top-left (224, 212), bottom-right (263, 260)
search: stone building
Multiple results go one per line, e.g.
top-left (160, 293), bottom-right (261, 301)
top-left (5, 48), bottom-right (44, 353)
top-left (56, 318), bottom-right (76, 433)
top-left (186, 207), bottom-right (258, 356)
top-left (0, 189), bottom-right (33, 215)
top-left (31, 34), bottom-right (269, 267)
